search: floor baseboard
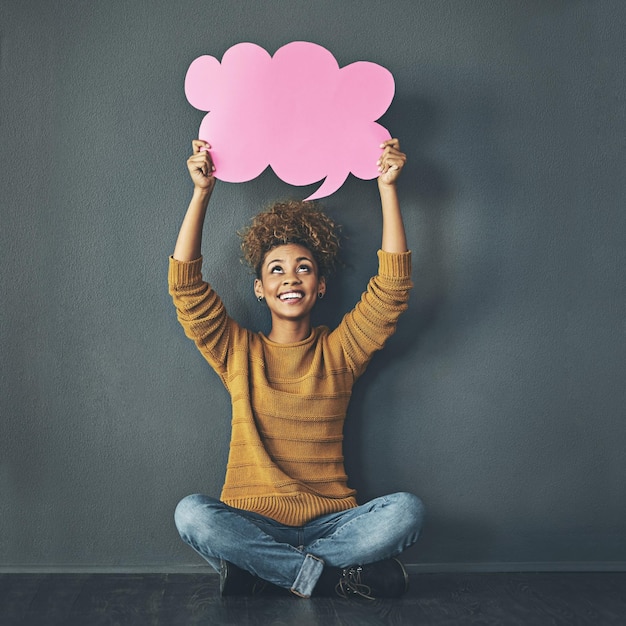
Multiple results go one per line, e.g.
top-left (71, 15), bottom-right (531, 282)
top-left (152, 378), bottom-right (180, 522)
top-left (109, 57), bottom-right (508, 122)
top-left (1, 561), bottom-right (625, 574)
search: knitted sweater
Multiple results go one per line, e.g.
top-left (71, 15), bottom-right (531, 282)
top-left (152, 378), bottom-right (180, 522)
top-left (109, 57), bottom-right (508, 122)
top-left (168, 250), bottom-right (412, 526)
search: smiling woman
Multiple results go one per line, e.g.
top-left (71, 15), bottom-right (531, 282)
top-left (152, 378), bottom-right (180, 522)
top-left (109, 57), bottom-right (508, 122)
top-left (168, 138), bottom-right (423, 600)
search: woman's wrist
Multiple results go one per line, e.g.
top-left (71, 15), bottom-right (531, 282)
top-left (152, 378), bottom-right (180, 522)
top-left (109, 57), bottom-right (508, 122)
top-left (192, 184), bottom-right (214, 201)
top-left (377, 178), bottom-right (398, 195)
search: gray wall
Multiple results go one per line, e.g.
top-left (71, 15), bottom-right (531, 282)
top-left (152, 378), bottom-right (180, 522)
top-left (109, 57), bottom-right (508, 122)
top-left (1, 0), bottom-right (624, 572)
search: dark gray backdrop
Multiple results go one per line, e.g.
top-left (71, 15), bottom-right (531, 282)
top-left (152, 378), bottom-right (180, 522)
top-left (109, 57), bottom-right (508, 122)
top-left (1, 0), bottom-right (624, 572)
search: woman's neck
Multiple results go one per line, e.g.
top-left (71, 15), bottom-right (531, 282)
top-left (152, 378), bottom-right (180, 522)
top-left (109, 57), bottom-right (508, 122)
top-left (267, 319), bottom-right (312, 344)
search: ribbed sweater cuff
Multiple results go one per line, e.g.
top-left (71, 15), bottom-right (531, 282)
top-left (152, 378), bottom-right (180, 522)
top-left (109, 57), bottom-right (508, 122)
top-left (168, 255), bottom-right (203, 287)
top-left (377, 249), bottom-right (412, 278)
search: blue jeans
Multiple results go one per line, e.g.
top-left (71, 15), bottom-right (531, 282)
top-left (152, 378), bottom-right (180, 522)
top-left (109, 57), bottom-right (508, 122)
top-left (174, 492), bottom-right (424, 597)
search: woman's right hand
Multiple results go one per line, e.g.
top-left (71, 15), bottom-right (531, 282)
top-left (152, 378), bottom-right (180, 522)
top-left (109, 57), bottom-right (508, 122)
top-left (187, 140), bottom-right (216, 191)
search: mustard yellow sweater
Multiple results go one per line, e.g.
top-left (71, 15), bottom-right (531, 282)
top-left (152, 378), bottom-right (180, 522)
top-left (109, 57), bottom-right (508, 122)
top-left (169, 250), bottom-right (412, 526)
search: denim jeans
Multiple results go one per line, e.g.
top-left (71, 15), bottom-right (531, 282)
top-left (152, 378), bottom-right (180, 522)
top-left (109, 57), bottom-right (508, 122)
top-left (174, 492), bottom-right (424, 597)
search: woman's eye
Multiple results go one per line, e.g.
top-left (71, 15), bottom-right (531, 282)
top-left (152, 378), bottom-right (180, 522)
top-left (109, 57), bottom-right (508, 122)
top-left (270, 266), bottom-right (283, 273)
top-left (297, 265), bottom-right (311, 273)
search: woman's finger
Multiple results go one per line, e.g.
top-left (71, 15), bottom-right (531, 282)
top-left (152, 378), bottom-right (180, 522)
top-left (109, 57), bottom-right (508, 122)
top-left (192, 139), bottom-right (211, 154)
top-left (380, 138), bottom-right (400, 151)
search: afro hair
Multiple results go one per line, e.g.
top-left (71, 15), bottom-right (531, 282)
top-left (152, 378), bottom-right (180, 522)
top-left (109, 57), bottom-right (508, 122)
top-left (238, 200), bottom-right (342, 278)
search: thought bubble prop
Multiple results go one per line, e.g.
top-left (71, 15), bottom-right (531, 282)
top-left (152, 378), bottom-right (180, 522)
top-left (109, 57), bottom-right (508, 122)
top-left (185, 41), bottom-right (395, 200)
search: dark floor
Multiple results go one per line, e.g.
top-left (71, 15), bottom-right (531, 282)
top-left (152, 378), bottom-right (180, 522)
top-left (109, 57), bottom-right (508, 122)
top-left (1, 570), bottom-right (625, 626)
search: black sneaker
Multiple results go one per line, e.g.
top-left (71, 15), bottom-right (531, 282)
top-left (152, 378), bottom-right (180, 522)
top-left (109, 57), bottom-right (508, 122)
top-left (219, 560), bottom-right (286, 597)
top-left (220, 560), bottom-right (265, 596)
top-left (335, 558), bottom-right (409, 600)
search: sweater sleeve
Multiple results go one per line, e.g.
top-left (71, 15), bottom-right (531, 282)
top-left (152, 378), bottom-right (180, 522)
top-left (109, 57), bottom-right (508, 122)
top-left (331, 250), bottom-right (412, 379)
top-left (168, 255), bottom-right (237, 384)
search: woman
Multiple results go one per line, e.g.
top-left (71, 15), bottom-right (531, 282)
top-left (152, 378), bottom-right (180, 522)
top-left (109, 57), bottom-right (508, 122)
top-left (169, 138), bottom-right (424, 599)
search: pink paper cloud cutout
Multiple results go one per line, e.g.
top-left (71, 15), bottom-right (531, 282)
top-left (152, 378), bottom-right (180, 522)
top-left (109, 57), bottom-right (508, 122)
top-left (185, 41), bottom-right (395, 200)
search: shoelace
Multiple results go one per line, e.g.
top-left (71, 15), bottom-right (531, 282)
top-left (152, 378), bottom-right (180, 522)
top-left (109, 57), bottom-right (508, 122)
top-left (335, 566), bottom-right (375, 600)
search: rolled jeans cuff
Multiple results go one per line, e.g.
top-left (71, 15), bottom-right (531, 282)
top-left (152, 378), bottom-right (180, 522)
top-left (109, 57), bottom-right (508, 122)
top-left (291, 553), bottom-right (324, 598)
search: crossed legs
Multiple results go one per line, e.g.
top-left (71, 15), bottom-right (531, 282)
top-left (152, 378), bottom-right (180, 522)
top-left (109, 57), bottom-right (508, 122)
top-left (174, 492), bottom-right (424, 598)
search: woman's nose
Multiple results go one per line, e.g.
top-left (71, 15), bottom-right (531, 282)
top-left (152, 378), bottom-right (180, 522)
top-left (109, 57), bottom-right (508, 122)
top-left (283, 272), bottom-right (302, 284)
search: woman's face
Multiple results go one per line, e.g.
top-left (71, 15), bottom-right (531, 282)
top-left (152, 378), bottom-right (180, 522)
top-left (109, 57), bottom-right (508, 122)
top-left (254, 243), bottom-right (326, 324)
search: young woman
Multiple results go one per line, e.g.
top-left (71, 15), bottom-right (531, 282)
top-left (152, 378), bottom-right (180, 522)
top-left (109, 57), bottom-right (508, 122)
top-left (169, 138), bottom-right (424, 599)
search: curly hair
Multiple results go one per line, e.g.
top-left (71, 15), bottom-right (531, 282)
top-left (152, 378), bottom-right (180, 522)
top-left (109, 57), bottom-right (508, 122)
top-left (238, 200), bottom-right (342, 278)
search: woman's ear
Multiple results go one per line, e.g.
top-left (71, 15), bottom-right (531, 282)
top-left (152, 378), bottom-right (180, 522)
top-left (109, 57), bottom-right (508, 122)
top-left (254, 278), bottom-right (264, 300)
top-left (318, 276), bottom-right (326, 297)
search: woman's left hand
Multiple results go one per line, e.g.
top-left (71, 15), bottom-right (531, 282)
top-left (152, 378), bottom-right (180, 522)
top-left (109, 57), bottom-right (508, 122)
top-left (377, 138), bottom-right (406, 186)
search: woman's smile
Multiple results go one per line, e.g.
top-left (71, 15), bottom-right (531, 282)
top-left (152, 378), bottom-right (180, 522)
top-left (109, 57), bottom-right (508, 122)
top-left (278, 290), bottom-right (305, 302)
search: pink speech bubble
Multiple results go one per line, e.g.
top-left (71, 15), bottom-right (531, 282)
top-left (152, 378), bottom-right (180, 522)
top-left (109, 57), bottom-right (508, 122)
top-left (185, 42), bottom-right (395, 200)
